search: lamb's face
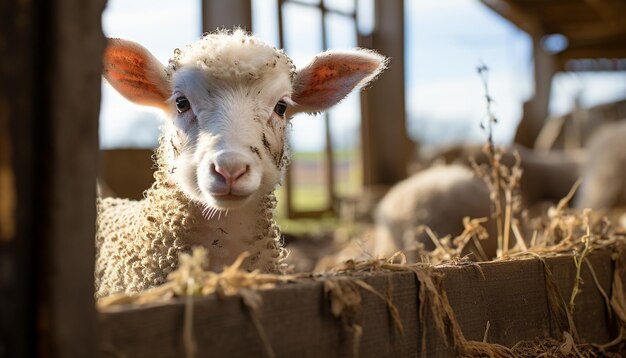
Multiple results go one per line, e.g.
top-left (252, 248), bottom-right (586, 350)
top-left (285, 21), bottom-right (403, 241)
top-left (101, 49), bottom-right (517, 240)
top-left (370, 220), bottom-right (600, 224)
top-left (103, 30), bottom-right (387, 212)
top-left (162, 33), bottom-right (295, 210)
top-left (166, 67), bottom-right (292, 210)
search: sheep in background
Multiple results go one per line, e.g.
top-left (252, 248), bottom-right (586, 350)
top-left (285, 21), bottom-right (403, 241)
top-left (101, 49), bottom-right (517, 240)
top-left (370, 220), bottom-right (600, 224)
top-left (96, 29), bottom-right (387, 297)
top-left (373, 146), bottom-right (584, 262)
top-left (575, 120), bottom-right (626, 210)
top-left (428, 144), bottom-right (584, 208)
top-left (374, 118), bottom-right (626, 263)
top-left (534, 98), bottom-right (626, 152)
top-left (373, 165), bottom-right (497, 261)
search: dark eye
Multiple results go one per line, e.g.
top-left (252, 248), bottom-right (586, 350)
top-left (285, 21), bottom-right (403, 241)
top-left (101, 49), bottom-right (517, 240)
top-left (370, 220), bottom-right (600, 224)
top-left (175, 96), bottom-right (191, 113)
top-left (273, 100), bottom-right (287, 116)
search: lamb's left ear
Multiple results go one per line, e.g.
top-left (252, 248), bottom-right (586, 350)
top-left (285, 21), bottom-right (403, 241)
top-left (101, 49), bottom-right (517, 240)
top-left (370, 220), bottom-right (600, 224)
top-left (103, 38), bottom-right (171, 111)
top-left (288, 49), bottom-right (388, 115)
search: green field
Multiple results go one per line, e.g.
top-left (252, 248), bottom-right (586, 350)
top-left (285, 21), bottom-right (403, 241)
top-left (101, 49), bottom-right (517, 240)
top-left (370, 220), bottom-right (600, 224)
top-left (275, 149), bottom-right (361, 233)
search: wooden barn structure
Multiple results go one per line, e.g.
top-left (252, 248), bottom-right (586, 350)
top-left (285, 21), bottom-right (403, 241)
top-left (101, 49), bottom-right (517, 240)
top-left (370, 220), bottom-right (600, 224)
top-left (481, 0), bottom-right (626, 147)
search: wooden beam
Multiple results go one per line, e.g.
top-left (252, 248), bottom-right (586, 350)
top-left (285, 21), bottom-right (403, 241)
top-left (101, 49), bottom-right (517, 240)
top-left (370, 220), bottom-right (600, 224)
top-left (555, 22), bottom-right (626, 44)
top-left (202, 0), bottom-right (252, 32)
top-left (0, 0), bottom-right (104, 355)
top-left (0, 0), bottom-right (39, 355)
top-left (514, 35), bottom-right (556, 148)
top-left (360, 0), bottom-right (412, 186)
top-left (585, 0), bottom-right (626, 20)
top-left (558, 42), bottom-right (626, 61)
top-left (43, 0), bottom-right (104, 355)
top-left (99, 250), bottom-right (625, 356)
top-left (528, 2), bottom-right (601, 23)
top-left (560, 58), bottom-right (626, 72)
top-left (478, 0), bottom-right (543, 37)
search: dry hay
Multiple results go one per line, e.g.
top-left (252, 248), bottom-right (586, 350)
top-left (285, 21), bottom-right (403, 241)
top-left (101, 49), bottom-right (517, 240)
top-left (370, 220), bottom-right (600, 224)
top-left (97, 248), bottom-right (299, 309)
top-left (510, 333), bottom-right (625, 358)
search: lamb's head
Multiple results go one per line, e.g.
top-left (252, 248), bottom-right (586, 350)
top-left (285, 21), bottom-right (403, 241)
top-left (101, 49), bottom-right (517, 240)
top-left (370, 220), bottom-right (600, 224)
top-left (103, 29), bottom-right (387, 211)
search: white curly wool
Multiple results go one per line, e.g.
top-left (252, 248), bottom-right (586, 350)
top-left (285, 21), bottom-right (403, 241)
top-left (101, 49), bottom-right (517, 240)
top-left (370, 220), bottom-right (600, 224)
top-left (95, 141), bottom-right (285, 297)
top-left (96, 29), bottom-right (387, 298)
top-left (166, 30), bottom-right (295, 81)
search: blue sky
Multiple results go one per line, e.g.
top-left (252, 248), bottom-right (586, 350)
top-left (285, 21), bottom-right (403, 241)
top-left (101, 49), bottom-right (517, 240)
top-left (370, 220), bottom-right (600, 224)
top-left (404, 0), bottom-right (533, 144)
top-left (100, 0), bottom-right (626, 150)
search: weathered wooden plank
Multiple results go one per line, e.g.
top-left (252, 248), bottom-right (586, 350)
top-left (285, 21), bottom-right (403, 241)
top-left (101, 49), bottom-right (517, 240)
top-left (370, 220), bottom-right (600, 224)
top-left (514, 35), bottom-right (556, 148)
top-left (478, 0), bottom-right (543, 37)
top-left (443, 258), bottom-right (553, 346)
top-left (99, 249), bottom-right (625, 357)
top-left (548, 250), bottom-right (617, 343)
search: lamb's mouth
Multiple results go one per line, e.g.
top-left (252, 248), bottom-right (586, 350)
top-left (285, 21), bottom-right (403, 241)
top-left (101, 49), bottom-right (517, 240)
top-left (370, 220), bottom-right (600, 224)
top-left (210, 192), bottom-right (252, 209)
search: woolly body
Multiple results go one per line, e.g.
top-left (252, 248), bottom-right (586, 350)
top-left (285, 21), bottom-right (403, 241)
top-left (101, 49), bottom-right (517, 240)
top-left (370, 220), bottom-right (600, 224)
top-left (575, 120), bottom-right (626, 210)
top-left (95, 142), bottom-right (283, 297)
top-left (374, 165), bottom-right (496, 260)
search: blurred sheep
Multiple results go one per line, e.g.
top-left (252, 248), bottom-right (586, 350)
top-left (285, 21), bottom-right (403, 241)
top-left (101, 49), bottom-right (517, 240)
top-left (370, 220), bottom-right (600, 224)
top-left (373, 164), bottom-right (497, 261)
top-left (575, 120), bottom-right (626, 210)
top-left (373, 145), bottom-right (587, 262)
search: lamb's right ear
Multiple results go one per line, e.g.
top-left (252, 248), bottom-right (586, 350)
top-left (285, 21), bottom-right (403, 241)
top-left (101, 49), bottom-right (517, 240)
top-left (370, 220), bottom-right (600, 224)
top-left (288, 49), bottom-right (388, 115)
top-left (103, 38), bottom-right (170, 110)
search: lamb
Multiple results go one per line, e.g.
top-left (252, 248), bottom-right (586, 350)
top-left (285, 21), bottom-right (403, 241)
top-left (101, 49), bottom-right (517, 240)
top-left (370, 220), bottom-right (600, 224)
top-left (575, 120), bottom-right (626, 210)
top-left (373, 165), bottom-right (497, 261)
top-left (425, 144), bottom-right (583, 208)
top-left (375, 143), bottom-right (588, 259)
top-left (96, 29), bottom-right (387, 298)
top-left (374, 146), bottom-right (587, 262)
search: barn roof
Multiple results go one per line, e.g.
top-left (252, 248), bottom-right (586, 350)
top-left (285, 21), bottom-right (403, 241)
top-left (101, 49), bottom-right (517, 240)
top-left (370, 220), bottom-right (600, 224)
top-left (480, 0), bottom-right (626, 71)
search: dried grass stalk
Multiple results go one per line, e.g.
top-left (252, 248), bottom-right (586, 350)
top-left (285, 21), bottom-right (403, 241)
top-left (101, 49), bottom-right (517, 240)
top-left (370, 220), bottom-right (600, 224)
top-left (473, 64), bottom-right (524, 260)
top-left (98, 248), bottom-right (299, 309)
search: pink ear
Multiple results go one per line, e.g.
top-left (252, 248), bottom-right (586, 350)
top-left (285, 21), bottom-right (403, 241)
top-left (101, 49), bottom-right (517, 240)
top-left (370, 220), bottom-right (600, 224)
top-left (290, 49), bottom-right (388, 114)
top-left (103, 38), bottom-right (170, 110)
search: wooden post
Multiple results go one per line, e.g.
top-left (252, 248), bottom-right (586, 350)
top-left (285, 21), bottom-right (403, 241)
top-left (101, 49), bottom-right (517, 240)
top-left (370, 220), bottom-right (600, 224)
top-left (360, 0), bottom-right (412, 186)
top-left (0, 1), bottom-right (38, 356)
top-left (514, 35), bottom-right (556, 148)
top-left (202, 0), bottom-right (252, 32)
top-left (0, 0), bottom-right (105, 356)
